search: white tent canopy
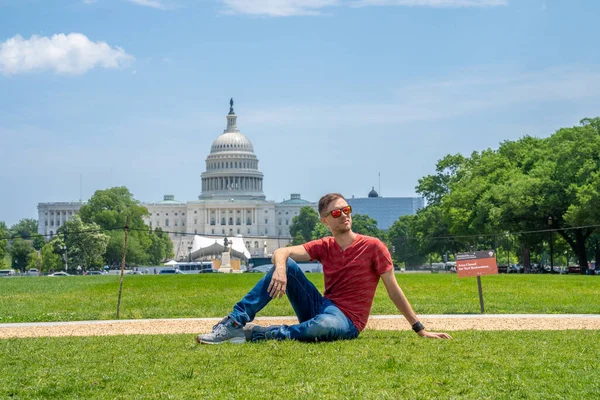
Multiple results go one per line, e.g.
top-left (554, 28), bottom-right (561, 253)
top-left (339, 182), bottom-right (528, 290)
top-left (190, 235), bottom-right (252, 261)
top-left (163, 259), bottom-right (178, 266)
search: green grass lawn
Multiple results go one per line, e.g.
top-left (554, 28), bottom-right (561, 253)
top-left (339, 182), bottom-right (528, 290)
top-left (0, 273), bottom-right (599, 323)
top-left (1, 330), bottom-right (599, 399)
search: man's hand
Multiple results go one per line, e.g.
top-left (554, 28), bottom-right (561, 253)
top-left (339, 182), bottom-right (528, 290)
top-left (267, 265), bottom-right (287, 298)
top-left (418, 330), bottom-right (452, 339)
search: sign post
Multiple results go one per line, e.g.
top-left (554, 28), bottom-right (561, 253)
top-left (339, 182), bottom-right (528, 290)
top-left (456, 250), bottom-right (498, 313)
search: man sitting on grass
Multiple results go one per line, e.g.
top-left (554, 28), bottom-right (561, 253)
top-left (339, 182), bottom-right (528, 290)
top-left (197, 193), bottom-right (452, 344)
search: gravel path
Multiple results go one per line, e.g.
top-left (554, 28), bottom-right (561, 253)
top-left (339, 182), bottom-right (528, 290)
top-left (1, 315), bottom-right (599, 339)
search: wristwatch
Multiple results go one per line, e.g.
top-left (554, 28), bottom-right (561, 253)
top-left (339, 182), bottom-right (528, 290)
top-left (412, 321), bottom-right (425, 333)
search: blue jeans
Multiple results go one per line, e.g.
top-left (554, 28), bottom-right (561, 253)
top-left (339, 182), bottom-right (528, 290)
top-left (229, 259), bottom-right (359, 342)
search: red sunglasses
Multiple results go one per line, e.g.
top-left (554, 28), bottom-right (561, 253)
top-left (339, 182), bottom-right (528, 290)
top-left (326, 205), bottom-right (352, 218)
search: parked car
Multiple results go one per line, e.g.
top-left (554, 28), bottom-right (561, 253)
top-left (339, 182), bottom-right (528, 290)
top-left (48, 272), bottom-right (71, 276)
top-left (85, 271), bottom-right (104, 276)
top-left (508, 264), bottom-right (523, 273)
top-left (246, 264), bottom-right (274, 273)
top-left (27, 268), bottom-right (40, 276)
top-left (125, 270), bottom-right (143, 275)
top-left (0, 269), bottom-right (15, 277)
top-left (159, 268), bottom-right (183, 274)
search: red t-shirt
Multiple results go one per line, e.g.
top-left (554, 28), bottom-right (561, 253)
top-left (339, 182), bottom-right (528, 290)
top-left (302, 234), bottom-right (393, 332)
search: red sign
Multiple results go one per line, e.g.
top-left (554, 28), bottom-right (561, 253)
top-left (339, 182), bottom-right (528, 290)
top-left (456, 251), bottom-right (498, 278)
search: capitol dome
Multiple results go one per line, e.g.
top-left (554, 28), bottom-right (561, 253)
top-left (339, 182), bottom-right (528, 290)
top-left (199, 99), bottom-right (265, 201)
top-left (210, 132), bottom-right (255, 154)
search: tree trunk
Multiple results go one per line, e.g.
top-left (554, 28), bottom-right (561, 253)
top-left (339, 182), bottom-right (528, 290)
top-left (595, 243), bottom-right (600, 276)
top-left (575, 230), bottom-right (588, 274)
top-left (523, 246), bottom-right (531, 273)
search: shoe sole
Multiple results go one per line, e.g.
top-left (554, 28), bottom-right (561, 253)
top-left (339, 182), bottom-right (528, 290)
top-left (197, 337), bottom-right (246, 345)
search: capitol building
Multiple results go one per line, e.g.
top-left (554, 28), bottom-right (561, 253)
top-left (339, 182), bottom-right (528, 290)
top-left (37, 100), bottom-right (425, 262)
top-left (38, 100), bottom-right (316, 261)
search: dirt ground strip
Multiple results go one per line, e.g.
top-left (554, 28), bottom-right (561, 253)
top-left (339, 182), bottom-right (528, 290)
top-left (1, 315), bottom-right (599, 339)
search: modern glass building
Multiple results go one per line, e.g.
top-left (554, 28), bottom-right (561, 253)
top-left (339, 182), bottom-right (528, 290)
top-left (347, 187), bottom-right (424, 230)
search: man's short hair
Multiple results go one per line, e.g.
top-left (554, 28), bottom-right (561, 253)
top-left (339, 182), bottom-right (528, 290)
top-left (318, 193), bottom-right (346, 217)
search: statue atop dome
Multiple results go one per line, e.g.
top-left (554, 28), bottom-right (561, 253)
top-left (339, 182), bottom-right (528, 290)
top-left (229, 98), bottom-right (234, 114)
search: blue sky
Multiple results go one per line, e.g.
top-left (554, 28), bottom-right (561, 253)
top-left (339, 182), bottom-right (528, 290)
top-left (1, 0), bottom-right (600, 227)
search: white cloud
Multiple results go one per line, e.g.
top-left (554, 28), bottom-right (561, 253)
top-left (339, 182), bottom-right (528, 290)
top-left (127, 0), bottom-right (168, 9)
top-left (221, 0), bottom-right (506, 16)
top-left (350, 0), bottom-right (507, 7)
top-left (0, 33), bottom-right (134, 75)
top-left (222, 0), bottom-right (341, 17)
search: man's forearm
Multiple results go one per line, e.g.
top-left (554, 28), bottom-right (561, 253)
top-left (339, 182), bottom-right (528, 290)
top-left (387, 286), bottom-right (419, 326)
top-left (271, 248), bottom-right (290, 269)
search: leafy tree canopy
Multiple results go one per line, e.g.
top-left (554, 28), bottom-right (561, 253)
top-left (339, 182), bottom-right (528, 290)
top-left (78, 186), bottom-right (173, 266)
top-left (289, 207), bottom-right (319, 244)
top-left (351, 214), bottom-right (386, 241)
top-left (0, 222), bottom-right (9, 268)
top-left (407, 117), bottom-right (600, 270)
top-left (56, 215), bottom-right (109, 271)
top-left (79, 186), bottom-right (149, 231)
top-left (9, 238), bottom-right (34, 272)
top-left (40, 242), bottom-right (63, 273)
top-left (9, 218), bottom-right (38, 239)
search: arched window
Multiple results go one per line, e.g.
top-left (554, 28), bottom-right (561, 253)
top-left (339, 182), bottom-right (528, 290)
top-left (229, 217), bottom-right (233, 225)
top-left (165, 219), bottom-right (169, 227)
top-left (254, 241), bottom-right (259, 248)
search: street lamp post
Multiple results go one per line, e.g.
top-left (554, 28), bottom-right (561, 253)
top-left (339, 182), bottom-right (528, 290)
top-left (507, 233), bottom-right (511, 268)
top-left (188, 245), bottom-right (192, 263)
top-left (548, 216), bottom-right (554, 273)
top-left (62, 245), bottom-right (68, 272)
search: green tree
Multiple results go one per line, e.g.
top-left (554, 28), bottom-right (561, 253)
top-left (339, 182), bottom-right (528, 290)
top-left (40, 242), bottom-right (63, 273)
top-left (9, 218), bottom-right (38, 239)
top-left (9, 238), bottom-right (34, 272)
top-left (79, 186), bottom-right (152, 266)
top-left (289, 207), bottom-right (319, 244)
top-left (31, 234), bottom-right (46, 251)
top-left (291, 232), bottom-right (305, 246)
top-left (57, 215), bottom-right (109, 271)
top-left (147, 228), bottom-right (174, 264)
top-left (26, 251), bottom-right (41, 272)
top-left (351, 214), bottom-right (386, 240)
top-left (311, 222), bottom-right (330, 240)
top-left (388, 215), bottom-right (425, 267)
top-left (0, 222), bottom-right (9, 268)
top-left (417, 117), bottom-right (600, 272)
top-left (79, 187), bottom-right (149, 231)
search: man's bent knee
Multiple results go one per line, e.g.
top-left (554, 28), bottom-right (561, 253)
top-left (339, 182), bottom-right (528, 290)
top-left (285, 258), bottom-right (303, 276)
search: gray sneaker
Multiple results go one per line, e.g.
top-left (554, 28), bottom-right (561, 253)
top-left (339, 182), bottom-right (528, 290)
top-left (244, 323), bottom-right (282, 342)
top-left (196, 316), bottom-right (245, 345)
